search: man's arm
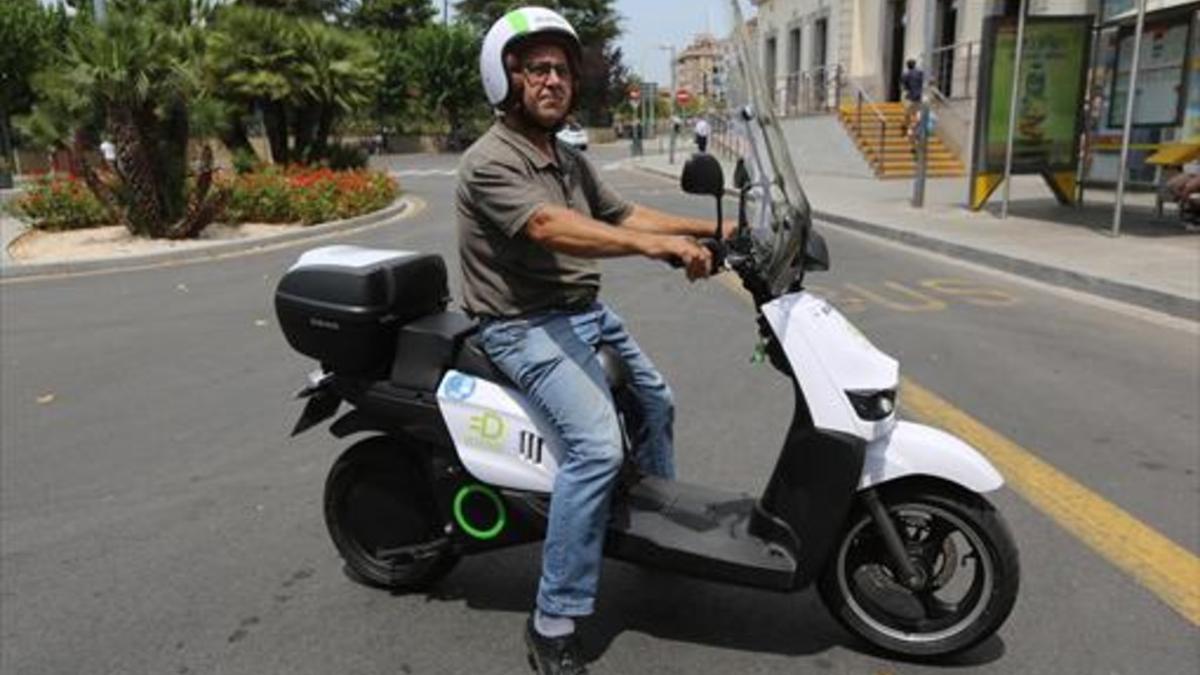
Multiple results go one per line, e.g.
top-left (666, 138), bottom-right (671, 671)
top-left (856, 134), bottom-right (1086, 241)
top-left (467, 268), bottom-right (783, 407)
top-left (525, 204), bottom-right (713, 280)
top-left (618, 203), bottom-right (727, 239)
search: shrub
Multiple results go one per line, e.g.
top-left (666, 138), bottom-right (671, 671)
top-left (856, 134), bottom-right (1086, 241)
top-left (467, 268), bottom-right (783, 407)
top-left (8, 166), bottom-right (398, 232)
top-left (223, 166), bottom-right (397, 225)
top-left (232, 148), bottom-right (260, 175)
top-left (10, 172), bottom-right (110, 230)
top-left (322, 144), bottom-right (369, 171)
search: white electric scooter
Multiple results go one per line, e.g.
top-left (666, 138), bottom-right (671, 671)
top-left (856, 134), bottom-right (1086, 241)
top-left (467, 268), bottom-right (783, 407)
top-left (274, 8), bottom-right (1019, 657)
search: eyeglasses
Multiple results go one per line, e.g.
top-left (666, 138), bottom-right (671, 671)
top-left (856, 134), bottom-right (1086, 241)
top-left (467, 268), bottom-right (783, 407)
top-left (522, 61), bottom-right (572, 83)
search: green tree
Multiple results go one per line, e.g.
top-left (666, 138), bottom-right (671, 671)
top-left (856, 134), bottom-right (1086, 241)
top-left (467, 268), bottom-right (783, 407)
top-left (351, 0), bottom-right (436, 31)
top-left (209, 4), bottom-right (381, 163)
top-left (292, 21), bottom-right (382, 158)
top-left (208, 4), bottom-right (303, 163)
top-left (22, 0), bottom-right (229, 239)
top-left (388, 23), bottom-right (485, 148)
top-left (0, 0), bottom-right (68, 171)
top-left (236, 0), bottom-right (346, 19)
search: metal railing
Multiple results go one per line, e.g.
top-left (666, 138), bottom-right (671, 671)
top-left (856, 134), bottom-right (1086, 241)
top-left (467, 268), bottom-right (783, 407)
top-left (847, 80), bottom-right (890, 172)
top-left (776, 64), bottom-right (845, 117)
top-left (930, 41), bottom-right (979, 100)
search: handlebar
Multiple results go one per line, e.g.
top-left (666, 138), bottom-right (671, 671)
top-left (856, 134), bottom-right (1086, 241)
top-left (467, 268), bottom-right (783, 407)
top-left (665, 237), bottom-right (727, 276)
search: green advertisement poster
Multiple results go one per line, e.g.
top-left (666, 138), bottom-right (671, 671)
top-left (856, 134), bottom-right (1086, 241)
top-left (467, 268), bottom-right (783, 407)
top-left (978, 17), bottom-right (1093, 174)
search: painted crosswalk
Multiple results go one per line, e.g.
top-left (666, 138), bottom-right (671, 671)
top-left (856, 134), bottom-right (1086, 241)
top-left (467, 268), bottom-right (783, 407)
top-left (390, 169), bottom-right (458, 177)
top-left (391, 162), bottom-right (628, 178)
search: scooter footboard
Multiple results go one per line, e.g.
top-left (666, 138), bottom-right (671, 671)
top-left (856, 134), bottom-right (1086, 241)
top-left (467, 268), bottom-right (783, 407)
top-left (858, 421), bottom-right (1004, 493)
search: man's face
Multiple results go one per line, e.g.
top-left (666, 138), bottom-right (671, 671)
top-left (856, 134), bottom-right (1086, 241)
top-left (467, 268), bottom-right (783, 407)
top-left (513, 43), bottom-right (573, 128)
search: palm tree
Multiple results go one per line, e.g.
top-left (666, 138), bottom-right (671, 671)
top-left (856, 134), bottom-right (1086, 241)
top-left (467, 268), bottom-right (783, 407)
top-left (24, 0), bottom-right (228, 238)
top-left (291, 21), bottom-right (381, 160)
top-left (208, 4), bottom-right (302, 164)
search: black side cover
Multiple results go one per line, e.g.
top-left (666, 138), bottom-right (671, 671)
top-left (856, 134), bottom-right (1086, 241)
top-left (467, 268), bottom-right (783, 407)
top-left (751, 379), bottom-right (866, 585)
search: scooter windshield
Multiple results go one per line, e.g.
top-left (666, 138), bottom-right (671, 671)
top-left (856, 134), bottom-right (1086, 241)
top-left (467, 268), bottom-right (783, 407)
top-left (717, 0), bottom-right (815, 296)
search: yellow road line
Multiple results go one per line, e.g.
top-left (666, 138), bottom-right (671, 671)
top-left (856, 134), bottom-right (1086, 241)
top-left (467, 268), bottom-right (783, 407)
top-left (716, 273), bottom-right (1200, 625)
top-left (901, 379), bottom-right (1200, 626)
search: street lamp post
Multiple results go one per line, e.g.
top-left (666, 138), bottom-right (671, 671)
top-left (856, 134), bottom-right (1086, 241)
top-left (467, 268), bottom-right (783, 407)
top-left (659, 44), bottom-right (678, 164)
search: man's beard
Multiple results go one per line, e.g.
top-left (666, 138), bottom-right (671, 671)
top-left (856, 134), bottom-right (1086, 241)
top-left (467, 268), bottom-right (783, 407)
top-left (513, 93), bottom-right (569, 132)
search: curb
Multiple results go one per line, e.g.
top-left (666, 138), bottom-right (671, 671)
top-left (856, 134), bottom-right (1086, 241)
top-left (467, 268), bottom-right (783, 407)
top-left (633, 161), bottom-right (1199, 322)
top-left (0, 198), bottom-right (412, 280)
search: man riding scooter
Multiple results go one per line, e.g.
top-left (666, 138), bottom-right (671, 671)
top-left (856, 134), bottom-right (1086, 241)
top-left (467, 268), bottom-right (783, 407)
top-left (461, 7), bottom-right (730, 674)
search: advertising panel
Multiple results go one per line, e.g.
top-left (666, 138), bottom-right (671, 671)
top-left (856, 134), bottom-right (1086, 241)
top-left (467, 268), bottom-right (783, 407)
top-left (976, 16), bottom-right (1094, 174)
top-left (1108, 22), bottom-right (1191, 127)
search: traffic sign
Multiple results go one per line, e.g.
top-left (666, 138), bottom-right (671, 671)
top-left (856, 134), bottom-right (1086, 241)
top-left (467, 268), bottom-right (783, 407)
top-left (675, 89), bottom-right (692, 105)
top-left (629, 87), bottom-right (641, 102)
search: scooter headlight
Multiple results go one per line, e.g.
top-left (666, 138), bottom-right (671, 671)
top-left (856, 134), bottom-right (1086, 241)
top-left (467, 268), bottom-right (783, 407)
top-left (847, 389), bottom-right (896, 421)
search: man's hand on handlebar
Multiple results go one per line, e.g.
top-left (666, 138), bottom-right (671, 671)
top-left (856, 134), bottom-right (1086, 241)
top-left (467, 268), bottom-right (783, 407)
top-left (648, 235), bottom-right (714, 281)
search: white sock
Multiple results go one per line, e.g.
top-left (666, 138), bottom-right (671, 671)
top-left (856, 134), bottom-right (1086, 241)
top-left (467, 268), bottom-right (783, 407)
top-left (534, 609), bottom-right (575, 638)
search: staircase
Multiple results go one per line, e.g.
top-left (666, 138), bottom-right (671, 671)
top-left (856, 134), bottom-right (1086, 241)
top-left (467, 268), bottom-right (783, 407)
top-left (837, 101), bottom-right (965, 179)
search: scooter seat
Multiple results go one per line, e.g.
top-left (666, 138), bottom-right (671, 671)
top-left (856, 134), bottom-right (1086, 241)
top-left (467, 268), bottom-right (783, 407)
top-left (455, 336), bottom-right (631, 392)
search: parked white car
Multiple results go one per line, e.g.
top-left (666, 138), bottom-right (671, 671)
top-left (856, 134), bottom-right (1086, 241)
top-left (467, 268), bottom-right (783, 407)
top-left (556, 122), bottom-right (588, 151)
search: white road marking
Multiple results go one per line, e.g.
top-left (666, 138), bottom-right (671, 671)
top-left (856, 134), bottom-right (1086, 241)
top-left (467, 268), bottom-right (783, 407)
top-left (391, 169), bottom-right (458, 177)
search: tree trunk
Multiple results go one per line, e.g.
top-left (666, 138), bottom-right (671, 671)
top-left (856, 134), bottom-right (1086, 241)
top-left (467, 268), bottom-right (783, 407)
top-left (262, 99), bottom-right (289, 165)
top-left (109, 106), bottom-right (164, 237)
top-left (313, 106), bottom-right (335, 159)
top-left (220, 109), bottom-right (253, 157)
top-left (158, 99), bottom-right (190, 227)
top-left (168, 144), bottom-right (230, 240)
top-left (292, 103), bottom-right (318, 163)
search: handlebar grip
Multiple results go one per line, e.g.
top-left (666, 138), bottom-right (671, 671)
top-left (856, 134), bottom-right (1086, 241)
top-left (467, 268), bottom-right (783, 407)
top-left (698, 238), bottom-right (726, 274)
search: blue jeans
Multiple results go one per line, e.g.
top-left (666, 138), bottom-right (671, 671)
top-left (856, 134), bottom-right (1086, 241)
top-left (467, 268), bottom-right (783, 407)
top-left (478, 302), bottom-right (675, 616)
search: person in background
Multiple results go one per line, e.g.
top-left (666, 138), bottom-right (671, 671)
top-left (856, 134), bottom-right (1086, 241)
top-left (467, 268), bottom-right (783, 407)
top-left (694, 116), bottom-right (711, 153)
top-left (900, 59), bottom-right (924, 140)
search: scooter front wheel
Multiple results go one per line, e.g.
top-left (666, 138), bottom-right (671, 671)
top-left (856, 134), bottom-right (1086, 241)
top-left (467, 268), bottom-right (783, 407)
top-left (324, 436), bottom-right (459, 590)
top-left (817, 478), bottom-right (1019, 658)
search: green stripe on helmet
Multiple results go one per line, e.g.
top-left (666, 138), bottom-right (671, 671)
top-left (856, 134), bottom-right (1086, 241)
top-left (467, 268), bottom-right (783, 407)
top-left (504, 9), bottom-right (530, 34)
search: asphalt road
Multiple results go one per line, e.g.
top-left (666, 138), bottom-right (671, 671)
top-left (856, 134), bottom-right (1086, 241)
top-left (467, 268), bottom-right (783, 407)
top-left (1, 144), bottom-right (1197, 674)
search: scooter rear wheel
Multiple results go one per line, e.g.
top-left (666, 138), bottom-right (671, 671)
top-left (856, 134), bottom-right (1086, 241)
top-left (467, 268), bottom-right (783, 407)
top-left (817, 478), bottom-right (1019, 658)
top-left (324, 436), bottom-right (459, 590)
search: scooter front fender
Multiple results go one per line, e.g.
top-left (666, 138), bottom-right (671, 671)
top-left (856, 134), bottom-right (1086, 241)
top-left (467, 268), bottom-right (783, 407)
top-left (858, 421), bottom-right (1004, 494)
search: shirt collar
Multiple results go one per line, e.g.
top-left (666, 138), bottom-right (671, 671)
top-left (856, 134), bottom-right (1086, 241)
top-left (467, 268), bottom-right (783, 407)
top-left (493, 120), bottom-right (565, 172)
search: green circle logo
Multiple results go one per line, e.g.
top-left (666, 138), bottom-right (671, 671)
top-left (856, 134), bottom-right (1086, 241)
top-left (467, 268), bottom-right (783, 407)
top-left (453, 484), bottom-right (507, 540)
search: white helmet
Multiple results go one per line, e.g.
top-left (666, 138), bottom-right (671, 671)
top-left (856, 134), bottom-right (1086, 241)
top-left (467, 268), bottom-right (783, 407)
top-left (480, 6), bottom-right (582, 109)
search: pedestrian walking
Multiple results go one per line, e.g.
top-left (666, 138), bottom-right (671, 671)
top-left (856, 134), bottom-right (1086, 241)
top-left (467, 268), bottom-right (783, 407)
top-left (694, 117), bottom-right (711, 154)
top-left (900, 59), bottom-right (924, 140)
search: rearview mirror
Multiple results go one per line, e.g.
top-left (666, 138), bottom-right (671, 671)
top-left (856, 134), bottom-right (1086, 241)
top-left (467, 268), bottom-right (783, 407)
top-left (681, 153), bottom-right (725, 198)
top-left (803, 231), bottom-right (830, 272)
top-left (733, 159), bottom-right (750, 190)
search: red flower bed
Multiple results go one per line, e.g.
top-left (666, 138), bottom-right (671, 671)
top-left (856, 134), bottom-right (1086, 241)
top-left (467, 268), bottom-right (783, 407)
top-left (8, 167), bottom-right (400, 232)
top-left (9, 173), bottom-right (109, 231)
top-left (225, 165), bottom-right (399, 225)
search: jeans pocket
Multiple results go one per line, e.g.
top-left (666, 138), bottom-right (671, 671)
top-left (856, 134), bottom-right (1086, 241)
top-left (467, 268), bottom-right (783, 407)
top-left (479, 319), bottom-right (528, 357)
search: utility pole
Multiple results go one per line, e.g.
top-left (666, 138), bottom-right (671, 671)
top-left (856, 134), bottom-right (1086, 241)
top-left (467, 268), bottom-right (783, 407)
top-left (1000, 0), bottom-right (1028, 219)
top-left (443, 0), bottom-right (449, 25)
top-left (1112, 0), bottom-right (1147, 237)
top-left (661, 44), bottom-right (678, 164)
top-left (912, 0), bottom-right (936, 208)
top-left (94, 0), bottom-right (108, 23)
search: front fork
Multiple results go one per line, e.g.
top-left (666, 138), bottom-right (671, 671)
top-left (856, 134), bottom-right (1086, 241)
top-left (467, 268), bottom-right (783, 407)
top-left (860, 488), bottom-right (924, 590)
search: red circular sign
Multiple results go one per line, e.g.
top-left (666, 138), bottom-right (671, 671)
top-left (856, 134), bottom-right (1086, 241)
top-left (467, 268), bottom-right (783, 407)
top-left (675, 89), bottom-right (692, 105)
top-left (629, 87), bottom-right (641, 102)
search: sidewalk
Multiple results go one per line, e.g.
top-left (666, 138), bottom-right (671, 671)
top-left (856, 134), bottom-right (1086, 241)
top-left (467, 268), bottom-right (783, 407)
top-left (1, 189), bottom-right (28, 265)
top-left (633, 152), bottom-right (1200, 321)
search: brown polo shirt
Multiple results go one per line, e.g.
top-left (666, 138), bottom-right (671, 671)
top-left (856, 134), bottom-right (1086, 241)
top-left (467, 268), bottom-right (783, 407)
top-left (455, 121), bottom-right (633, 318)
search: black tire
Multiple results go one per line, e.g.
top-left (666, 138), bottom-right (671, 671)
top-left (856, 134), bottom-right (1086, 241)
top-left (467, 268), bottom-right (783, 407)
top-left (324, 436), bottom-right (459, 590)
top-left (817, 478), bottom-right (1019, 658)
